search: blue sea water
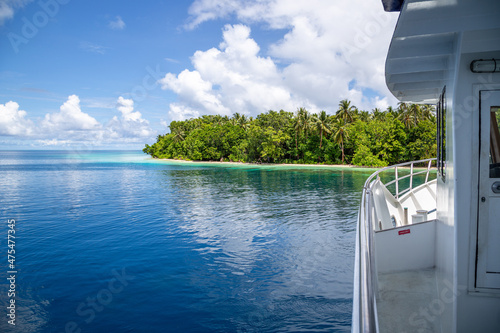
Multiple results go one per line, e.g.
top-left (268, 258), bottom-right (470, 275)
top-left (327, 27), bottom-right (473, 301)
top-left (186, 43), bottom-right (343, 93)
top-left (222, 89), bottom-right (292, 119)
top-left (0, 150), bottom-right (373, 333)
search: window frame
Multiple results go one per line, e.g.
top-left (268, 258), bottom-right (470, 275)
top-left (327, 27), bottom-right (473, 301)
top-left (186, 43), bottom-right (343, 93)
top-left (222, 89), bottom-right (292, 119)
top-left (437, 86), bottom-right (446, 180)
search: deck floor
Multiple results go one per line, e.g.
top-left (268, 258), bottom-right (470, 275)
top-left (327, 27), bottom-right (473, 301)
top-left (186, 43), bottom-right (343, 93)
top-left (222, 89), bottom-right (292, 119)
top-left (377, 268), bottom-right (441, 333)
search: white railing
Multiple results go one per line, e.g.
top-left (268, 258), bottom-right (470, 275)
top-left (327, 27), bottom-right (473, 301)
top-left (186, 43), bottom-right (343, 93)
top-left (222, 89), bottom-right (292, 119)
top-left (352, 158), bottom-right (436, 333)
top-left (381, 159), bottom-right (436, 199)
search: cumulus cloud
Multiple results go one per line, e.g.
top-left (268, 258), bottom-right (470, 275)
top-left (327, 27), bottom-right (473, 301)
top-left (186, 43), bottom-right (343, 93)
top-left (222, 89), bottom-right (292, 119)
top-left (116, 96), bottom-right (140, 121)
top-left (174, 0), bottom-right (399, 115)
top-left (167, 104), bottom-right (201, 122)
top-left (109, 15), bottom-right (125, 30)
top-left (42, 95), bottom-right (100, 131)
top-left (160, 69), bottom-right (230, 117)
top-left (160, 24), bottom-right (302, 119)
top-left (0, 95), bottom-right (155, 147)
top-left (106, 97), bottom-right (154, 139)
top-left (0, 101), bottom-right (35, 136)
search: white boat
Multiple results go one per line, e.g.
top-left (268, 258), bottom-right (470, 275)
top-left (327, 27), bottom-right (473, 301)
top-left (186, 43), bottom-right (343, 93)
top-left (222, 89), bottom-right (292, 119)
top-left (352, 0), bottom-right (500, 332)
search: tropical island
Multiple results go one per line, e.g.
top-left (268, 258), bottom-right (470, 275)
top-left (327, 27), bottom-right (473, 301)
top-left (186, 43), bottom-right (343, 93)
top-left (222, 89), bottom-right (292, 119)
top-left (143, 100), bottom-right (436, 167)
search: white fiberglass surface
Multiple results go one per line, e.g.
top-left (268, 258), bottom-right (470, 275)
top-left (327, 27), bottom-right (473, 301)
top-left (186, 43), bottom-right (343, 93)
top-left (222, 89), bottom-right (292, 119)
top-left (377, 268), bottom-right (440, 333)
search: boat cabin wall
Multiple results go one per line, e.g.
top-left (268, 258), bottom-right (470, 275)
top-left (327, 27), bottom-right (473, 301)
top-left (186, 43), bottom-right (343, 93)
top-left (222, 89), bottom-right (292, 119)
top-left (451, 49), bottom-right (500, 332)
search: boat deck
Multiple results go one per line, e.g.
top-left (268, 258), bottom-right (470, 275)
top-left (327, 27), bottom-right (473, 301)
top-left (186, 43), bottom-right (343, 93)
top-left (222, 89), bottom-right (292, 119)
top-left (377, 268), bottom-right (441, 333)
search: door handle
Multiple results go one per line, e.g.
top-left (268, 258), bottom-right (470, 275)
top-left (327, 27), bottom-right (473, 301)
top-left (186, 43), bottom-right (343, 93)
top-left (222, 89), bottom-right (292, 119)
top-left (492, 181), bottom-right (500, 193)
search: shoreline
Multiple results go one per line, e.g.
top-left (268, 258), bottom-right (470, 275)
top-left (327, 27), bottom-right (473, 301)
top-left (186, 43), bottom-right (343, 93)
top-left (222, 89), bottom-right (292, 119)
top-left (150, 158), bottom-right (381, 170)
top-left (148, 157), bottom-right (435, 171)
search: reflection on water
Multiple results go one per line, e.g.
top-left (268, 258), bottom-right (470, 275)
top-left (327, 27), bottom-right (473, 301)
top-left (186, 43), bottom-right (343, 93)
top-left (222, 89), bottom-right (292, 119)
top-left (162, 166), bottom-right (360, 331)
top-left (0, 151), bottom-right (368, 332)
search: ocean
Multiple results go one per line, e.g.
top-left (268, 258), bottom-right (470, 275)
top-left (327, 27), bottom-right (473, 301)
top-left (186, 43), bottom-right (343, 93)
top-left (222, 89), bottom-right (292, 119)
top-left (0, 150), bottom-right (373, 332)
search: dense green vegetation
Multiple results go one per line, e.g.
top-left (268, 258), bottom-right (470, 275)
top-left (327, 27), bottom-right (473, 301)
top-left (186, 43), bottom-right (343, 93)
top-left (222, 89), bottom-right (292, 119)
top-left (143, 100), bottom-right (436, 167)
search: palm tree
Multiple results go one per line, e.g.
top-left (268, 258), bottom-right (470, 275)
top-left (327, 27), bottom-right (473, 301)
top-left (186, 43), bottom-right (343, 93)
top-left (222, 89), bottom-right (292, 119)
top-left (238, 114), bottom-right (246, 126)
top-left (357, 110), bottom-right (370, 122)
top-left (399, 112), bottom-right (413, 128)
top-left (397, 102), bottom-right (408, 111)
top-left (212, 115), bottom-right (226, 126)
top-left (231, 112), bottom-right (241, 126)
top-left (298, 107), bottom-right (313, 140)
top-left (172, 127), bottom-right (185, 143)
top-left (192, 118), bottom-right (202, 129)
top-left (243, 116), bottom-right (253, 131)
top-left (386, 106), bottom-right (396, 116)
top-left (398, 102), bottom-right (415, 128)
top-left (314, 110), bottom-right (332, 148)
top-left (336, 99), bottom-right (355, 124)
top-left (293, 114), bottom-right (301, 151)
top-left (372, 107), bottom-right (385, 121)
top-left (421, 104), bottom-right (435, 121)
top-left (410, 104), bottom-right (423, 126)
top-left (333, 117), bottom-right (349, 164)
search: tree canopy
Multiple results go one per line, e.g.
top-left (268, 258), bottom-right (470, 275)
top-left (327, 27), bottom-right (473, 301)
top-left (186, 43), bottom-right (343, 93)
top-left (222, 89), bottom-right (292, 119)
top-left (144, 101), bottom-right (436, 167)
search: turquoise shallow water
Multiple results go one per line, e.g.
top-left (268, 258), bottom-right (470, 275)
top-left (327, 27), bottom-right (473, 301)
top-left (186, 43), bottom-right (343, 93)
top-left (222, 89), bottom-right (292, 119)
top-left (0, 150), bottom-right (372, 332)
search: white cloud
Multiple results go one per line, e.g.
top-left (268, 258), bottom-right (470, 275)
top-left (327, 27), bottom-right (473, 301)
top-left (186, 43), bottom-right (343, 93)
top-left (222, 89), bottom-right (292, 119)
top-left (374, 96), bottom-right (391, 111)
top-left (0, 0), bottom-right (32, 26)
top-left (185, 0), bottom-right (239, 30)
top-left (79, 41), bottom-right (110, 54)
top-left (36, 139), bottom-right (72, 146)
top-left (160, 24), bottom-right (305, 118)
top-left (0, 101), bottom-right (35, 136)
top-left (0, 95), bottom-right (156, 147)
top-left (41, 95), bottom-right (101, 131)
top-left (160, 69), bottom-right (230, 116)
top-left (0, 2), bottom-right (14, 24)
top-left (173, 0), bottom-right (399, 116)
top-left (106, 97), bottom-right (154, 139)
top-left (167, 103), bottom-right (201, 121)
top-left (164, 57), bottom-right (180, 64)
top-left (109, 16), bottom-right (125, 30)
top-left (81, 98), bottom-right (116, 109)
top-left (116, 96), bottom-right (140, 121)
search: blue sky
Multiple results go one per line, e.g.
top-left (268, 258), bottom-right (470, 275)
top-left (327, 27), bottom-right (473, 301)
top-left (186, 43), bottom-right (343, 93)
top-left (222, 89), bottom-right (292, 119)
top-left (0, 0), bottom-right (398, 150)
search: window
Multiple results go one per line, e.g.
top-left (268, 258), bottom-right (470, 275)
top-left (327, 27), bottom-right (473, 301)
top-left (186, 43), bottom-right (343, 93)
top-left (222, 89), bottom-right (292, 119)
top-left (490, 106), bottom-right (500, 178)
top-left (437, 87), bottom-right (446, 180)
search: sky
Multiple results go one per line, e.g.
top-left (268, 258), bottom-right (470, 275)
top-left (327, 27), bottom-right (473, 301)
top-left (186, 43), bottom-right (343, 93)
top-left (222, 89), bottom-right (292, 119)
top-left (0, 0), bottom-right (399, 150)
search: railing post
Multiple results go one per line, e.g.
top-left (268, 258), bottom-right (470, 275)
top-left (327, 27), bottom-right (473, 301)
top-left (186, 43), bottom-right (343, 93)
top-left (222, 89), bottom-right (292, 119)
top-left (409, 162), bottom-right (414, 192)
top-left (395, 166), bottom-right (399, 199)
top-left (425, 160), bottom-right (431, 183)
top-left (362, 187), bottom-right (377, 332)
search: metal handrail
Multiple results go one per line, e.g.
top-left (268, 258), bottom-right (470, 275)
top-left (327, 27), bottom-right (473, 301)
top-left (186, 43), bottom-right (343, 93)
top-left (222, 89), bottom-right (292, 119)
top-left (353, 158), bottom-right (436, 332)
top-left (355, 185), bottom-right (378, 332)
top-left (364, 158), bottom-right (436, 198)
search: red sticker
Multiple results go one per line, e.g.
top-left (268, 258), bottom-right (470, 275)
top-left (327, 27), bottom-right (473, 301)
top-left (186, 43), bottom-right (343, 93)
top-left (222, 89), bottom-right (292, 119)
top-left (398, 229), bottom-right (411, 235)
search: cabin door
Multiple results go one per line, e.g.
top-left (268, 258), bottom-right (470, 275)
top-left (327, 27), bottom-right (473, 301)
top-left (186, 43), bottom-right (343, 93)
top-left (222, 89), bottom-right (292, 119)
top-left (477, 89), bottom-right (500, 289)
